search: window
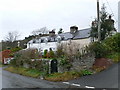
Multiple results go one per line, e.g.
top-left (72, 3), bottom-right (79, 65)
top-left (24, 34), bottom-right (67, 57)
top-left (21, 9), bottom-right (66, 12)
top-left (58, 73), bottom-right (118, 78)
top-left (41, 39), bottom-right (44, 43)
top-left (33, 40), bottom-right (36, 43)
top-left (44, 38), bottom-right (48, 44)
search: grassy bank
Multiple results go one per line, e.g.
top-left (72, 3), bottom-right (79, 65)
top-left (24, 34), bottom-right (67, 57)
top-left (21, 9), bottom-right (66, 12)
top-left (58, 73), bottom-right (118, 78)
top-left (0, 65), bottom-right (2, 67)
top-left (45, 71), bottom-right (81, 82)
top-left (4, 66), bottom-right (83, 81)
top-left (106, 52), bottom-right (120, 63)
top-left (4, 66), bottom-right (94, 81)
top-left (0, 62), bottom-right (5, 67)
top-left (4, 66), bottom-right (42, 78)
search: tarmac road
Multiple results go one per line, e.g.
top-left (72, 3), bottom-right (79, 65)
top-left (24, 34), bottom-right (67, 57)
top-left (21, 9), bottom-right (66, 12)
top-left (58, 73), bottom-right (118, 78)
top-left (1, 63), bottom-right (120, 89)
top-left (1, 68), bottom-right (71, 89)
top-left (68, 63), bottom-right (119, 89)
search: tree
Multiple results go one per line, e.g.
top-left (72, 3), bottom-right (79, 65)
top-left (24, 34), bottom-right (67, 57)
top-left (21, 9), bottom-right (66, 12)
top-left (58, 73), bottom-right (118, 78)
top-left (31, 27), bottom-right (49, 36)
top-left (4, 31), bottom-right (20, 42)
top-left (91, 4), bottom-right (116, 41)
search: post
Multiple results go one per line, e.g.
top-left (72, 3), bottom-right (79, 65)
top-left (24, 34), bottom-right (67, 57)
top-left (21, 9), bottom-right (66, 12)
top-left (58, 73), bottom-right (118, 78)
top-left (97, 0), bottom-right (101, 41)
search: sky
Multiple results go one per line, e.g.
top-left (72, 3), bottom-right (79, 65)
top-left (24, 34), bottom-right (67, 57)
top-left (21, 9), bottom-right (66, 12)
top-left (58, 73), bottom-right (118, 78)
top-left (0, 0), bottom-right (119, 41)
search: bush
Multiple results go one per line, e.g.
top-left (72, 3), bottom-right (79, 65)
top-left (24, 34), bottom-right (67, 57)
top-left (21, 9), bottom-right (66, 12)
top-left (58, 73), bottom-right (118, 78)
top-left (48, 50), bottom-right (55, 58)
top-left (10, 49), bottom-right (40, 67)
top-left (80, 70), bottom-right (93, 76)
top-left (59, 57), bottom-right (72, 71)
top-left (10, 53), bottom-right (22, 67)
top-left (103, 33), bottom-right (120, 52)
top-left (43, 49), bottom-right (48, 58)
top-left (89, 42), bottom-right (108, 58)
top-left (30, 60), bottom-right (43, 70)
top-left (11, 47), bottom-right (22, 53)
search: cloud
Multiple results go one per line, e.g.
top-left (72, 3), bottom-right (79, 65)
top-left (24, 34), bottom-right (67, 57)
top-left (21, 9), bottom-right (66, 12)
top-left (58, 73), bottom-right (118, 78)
top-left (0, 0), bottom-right (119, 41)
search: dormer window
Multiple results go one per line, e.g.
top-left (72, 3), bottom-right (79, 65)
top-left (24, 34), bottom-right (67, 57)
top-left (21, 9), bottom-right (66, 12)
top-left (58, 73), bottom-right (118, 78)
top-left (61, 36), bottom-right (65, 40)
top-left (33, 39), bottom-right (36, 43)
top-left (38, 39), bottom-right (41, 43)
top-left (44, 38), bottom-right (48, 44)
top-left (41, 39), bottom-right (44, 43)
top-left (57, 36), bottom-right (61, 43)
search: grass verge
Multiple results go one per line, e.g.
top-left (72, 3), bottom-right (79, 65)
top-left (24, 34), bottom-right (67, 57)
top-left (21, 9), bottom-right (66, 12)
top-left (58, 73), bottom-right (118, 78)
top-left (4, 66), bottom-right (42, 78)
top-left (4, 66), bottom-right (93, 82)
top-left (44, 71), bottom-right (82, 82)
top-left (106, 52), bottom-right (120, 63)
top-left (0, 62), bottom-right (6, 67)
top-left (0, 65), bottom-right (2, 67)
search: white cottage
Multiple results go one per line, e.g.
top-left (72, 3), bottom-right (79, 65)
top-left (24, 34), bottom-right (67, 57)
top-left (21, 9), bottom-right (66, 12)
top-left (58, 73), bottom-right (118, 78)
top-left (27, 26), bottom-right (92, 52)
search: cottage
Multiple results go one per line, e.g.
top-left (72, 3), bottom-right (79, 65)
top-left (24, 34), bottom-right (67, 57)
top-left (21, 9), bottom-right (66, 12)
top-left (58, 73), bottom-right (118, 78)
top-left (0, 50), bottom-right (13, 64)
top-left (27, 26), bottom-right (92, 52)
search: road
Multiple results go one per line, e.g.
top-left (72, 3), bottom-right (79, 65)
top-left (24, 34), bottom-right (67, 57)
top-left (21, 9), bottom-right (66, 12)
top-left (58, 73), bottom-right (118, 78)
top-left (1, 68), bottom-right (71, 89)
top-left (1, 63), bottom-right (119, 89)
top-left (67, 62), bottom-right (119, 89)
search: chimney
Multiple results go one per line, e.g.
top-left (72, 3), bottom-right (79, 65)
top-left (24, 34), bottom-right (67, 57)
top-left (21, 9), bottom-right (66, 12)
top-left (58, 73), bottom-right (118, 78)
top-left (70, 26), bottom-right (78, 34)
top-left (49, 29), bottom-right (55, 37)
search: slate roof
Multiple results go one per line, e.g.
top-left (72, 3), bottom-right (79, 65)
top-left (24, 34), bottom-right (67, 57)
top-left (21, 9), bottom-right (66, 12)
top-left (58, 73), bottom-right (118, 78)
top-left (59, 28), bottom-right (91, 40)
top-left (28, 28), bottom-right (91, 43)
top-left (73, 28), bottom-right (91, 39)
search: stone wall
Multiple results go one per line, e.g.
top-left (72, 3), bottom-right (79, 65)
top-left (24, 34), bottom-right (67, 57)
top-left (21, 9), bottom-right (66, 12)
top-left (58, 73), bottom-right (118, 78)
top-left (71, 55), bottom-right (95, 71)
top-left (23, 56), bottom-right (95, 74)
top-left (58, 55), bottom-right (95, 73)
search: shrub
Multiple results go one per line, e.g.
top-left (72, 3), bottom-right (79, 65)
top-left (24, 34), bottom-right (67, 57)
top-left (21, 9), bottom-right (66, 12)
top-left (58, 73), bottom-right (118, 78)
top-left (10, 49), bottom-right (40, 67)
top-left (80, 70), bottom-right (93, 76)
top-left (59, 57), bottom-right (72, 71)
top-left (43, 49), bottom-right (48, 58)
top-left (30, 60), bottom-right (43, 70)
top-left (56, 44), bottom-right (65, 57)
top-left (89, 42), bottom-right (108, 58)
top-left (11, 47), bottom-right (22, 53)
top-left (103, 33), bottom-right (120, 52)
top-left (48, 50), bottom-right (55, 58)
top-left (10, 53), bottom-right (22, 67)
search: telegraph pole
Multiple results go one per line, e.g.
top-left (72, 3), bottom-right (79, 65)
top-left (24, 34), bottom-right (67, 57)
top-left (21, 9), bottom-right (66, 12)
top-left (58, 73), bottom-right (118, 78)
top-left (97, 0), bottom-right (101, 42)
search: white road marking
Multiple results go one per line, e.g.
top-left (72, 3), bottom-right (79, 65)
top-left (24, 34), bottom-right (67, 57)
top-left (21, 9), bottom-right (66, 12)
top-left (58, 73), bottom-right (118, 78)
top-left (63, 82), bottom-right (70, 84)
top-left (63, 82), bottom-right (81, 87)
top-left (85, 86), bottom-right (95, 89)
top-left (71, 83), bottom-right (81, 87)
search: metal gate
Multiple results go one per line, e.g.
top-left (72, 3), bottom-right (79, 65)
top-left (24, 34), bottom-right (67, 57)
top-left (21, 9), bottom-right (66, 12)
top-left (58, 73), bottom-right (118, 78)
top-left (51, 59), bottom-right (58, 73)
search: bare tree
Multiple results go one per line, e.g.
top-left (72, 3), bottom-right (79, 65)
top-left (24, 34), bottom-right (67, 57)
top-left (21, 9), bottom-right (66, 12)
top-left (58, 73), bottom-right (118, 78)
top-left (5, 31), bottom-right (20, 42)
top-left (31, 27), bottom-right (49, 36)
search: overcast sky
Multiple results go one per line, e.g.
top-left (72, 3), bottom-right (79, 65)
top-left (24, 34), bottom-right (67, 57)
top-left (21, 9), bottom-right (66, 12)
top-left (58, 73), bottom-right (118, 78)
top-left (0, 0), bottom-right (119, 41)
